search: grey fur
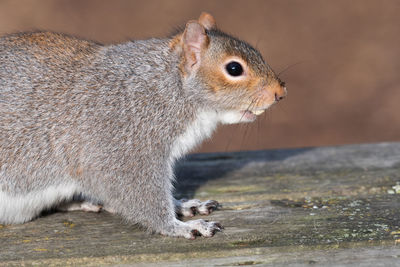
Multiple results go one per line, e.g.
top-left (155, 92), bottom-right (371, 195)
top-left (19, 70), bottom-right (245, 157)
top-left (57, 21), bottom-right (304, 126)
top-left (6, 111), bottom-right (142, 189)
top-left (0, 18), bottom-right (284, 239)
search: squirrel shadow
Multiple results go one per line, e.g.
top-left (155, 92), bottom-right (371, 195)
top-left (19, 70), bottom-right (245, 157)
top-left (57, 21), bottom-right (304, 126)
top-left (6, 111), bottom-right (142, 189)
top-left (174, 147), bottom-right (314, 200)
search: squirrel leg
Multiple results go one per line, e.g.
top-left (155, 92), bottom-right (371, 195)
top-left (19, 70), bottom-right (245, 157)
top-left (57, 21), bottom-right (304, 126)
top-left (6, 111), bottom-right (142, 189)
top-left (174, 198), bottom-right (220, 217)
top-left (137, 193), bottom-right (223, 239)
top-left (101, 170), bottom-right (223, 239)
top-left (155, 195), bottom-right (223, 238)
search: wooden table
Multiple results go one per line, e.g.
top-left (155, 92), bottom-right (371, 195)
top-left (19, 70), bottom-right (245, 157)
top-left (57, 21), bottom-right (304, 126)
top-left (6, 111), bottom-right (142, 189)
top-left (1, 143), bottom-right (400, 266)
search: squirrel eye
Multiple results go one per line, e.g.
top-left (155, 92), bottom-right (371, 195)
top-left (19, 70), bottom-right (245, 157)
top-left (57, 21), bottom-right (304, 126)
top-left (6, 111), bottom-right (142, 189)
top-left (225, 61), bottom-right (243, 77)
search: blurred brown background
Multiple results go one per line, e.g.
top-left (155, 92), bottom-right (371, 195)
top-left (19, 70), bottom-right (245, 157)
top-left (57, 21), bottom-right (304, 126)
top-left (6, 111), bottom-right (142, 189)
top-left (0, 0), bottom-right (399, 153)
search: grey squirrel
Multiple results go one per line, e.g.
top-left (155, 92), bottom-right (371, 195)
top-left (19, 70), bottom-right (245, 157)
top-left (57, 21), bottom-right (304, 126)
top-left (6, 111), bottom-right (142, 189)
top-left (0, 13), bottom-right (286, 239)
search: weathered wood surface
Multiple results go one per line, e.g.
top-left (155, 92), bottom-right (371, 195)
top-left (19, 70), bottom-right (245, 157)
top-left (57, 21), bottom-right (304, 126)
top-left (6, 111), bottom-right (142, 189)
top-left (1, 142), bottom-right (400, 266)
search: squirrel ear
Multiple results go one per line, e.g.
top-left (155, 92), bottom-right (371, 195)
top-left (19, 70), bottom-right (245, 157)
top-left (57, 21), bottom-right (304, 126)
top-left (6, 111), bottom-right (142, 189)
top-left (198, 12), bottom-right (216, 30)
top-left (182, 21), bottom-right (209, 74)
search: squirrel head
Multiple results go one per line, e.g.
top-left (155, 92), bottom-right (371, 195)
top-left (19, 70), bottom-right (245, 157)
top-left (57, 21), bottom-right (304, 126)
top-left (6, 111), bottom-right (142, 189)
top-left (170, 12), bottom-right (287, 123)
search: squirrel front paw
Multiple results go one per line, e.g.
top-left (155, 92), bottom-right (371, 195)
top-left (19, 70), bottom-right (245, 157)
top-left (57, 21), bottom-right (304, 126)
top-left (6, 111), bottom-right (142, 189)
top-left (187, 219), bottom-right (223, 239)
top-left (175, 198), bottom-right (220, 217)
top-left (162, 219), bottom-right (223, 239)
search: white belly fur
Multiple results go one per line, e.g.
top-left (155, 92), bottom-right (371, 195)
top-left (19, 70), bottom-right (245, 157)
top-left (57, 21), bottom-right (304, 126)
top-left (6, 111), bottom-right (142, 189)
top-left (0, 183), bottom-right (78, 224)
top-left (170, 109), bottom-right (246, 161)
top-left (170, 110), bottom-right (219, 161)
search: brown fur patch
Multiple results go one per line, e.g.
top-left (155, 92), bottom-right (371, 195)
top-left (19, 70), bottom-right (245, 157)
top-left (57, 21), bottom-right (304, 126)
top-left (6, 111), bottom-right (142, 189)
top-left (198, 50), bottom-right (284, 110)
top-left (198, 12), bottom-right (217, 30)
top-left (168, 34), bottom-right (182, 51)
top-left (201, 53), bottom-right (261, 93)
top-left (9, 32), bottom-right (100, 63)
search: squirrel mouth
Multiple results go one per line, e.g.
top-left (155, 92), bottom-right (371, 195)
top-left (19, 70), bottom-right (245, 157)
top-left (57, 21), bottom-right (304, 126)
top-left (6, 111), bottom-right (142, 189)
top-left (240, 109), bottom-right (265, 122)
top-left (251, 110), bottom-right (265, 116)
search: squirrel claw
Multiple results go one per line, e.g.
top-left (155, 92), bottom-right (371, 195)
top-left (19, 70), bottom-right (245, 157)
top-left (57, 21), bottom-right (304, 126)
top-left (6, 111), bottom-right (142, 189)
top-left (190, 206), bottom-right (197, 216)
top-left (191, 229), bottom-right (201, 238)
top-left (185, 219), bottom-right (223, 239)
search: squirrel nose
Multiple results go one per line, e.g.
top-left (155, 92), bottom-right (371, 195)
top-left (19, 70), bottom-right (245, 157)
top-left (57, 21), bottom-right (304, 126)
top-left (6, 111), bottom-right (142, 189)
top-left (274, 81), bottom-right (287, 102)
